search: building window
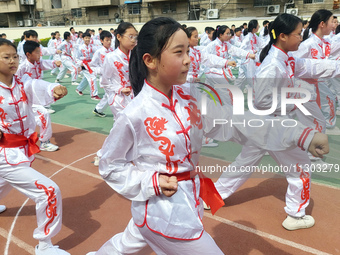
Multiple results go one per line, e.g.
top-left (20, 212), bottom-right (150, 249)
top-left (51, 0), bottom-right (62, 9)
top-left (253, 0), bottom-right (273, 7)
top-left (72, 8), bottom-right (82, 18)
top-left (128, 4), bottom-right (141, 15)
top-left (98, 8), bottom-right (109, 16)
top-left (162, 2), bottom-right (176, 14)
top-left (303, 0), bottom-right (323, 3)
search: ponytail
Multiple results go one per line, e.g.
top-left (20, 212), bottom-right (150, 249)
top-left (129, 17), bottom-right (183, 96)
top-left (260, 14), bottom-right (302, 62)
top-left (303, 9), bottom-right (333, 41)
top-left (244, 19), bottom-right (259, 37)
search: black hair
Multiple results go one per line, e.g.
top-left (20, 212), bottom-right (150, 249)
top-left (230, 29), bottom-right (234, 36)
top-left (302, 20), bottom-right (309, 26)
top-left (263, 20), bottom-right (270, 26)
top-left (182, 24), bottom-right (187, 29)
top-left (98, 27), bottom-right (102, 31)
top-left (20, 35), bottom-right (25, 42)
top-left (244, 19), bottom-right (258, 36)
top-left (82, 32), bottom-right (91, 38)
top-left (51, 32), bottom-right (55, 36)
top-left (212, 25), bottom-right (229, 40)
top-left (206, 27), bottom-right (215, 34)
top-left (263, 21), bottom-right (273, 37)
top-left (129, 17), bottom-right (183, 96)
top-left (334, 15), bottom-right (337, 19)
top-left (91, 29), bottom-right (95, 33)
top-left (0, 38), bottom-right (17, 52)
top-left (231, 24), bottom-right (235, 27)
top-left (70, 27), bottom-right (74, 31)
top-left (100, 30), bottom-right (112, 41)
top-left (64, 31), bottom-right (71, 40)
top-left (303, 9), bottom-right (333, 41)
top-left (1, 33), bottom-right (6, 36)
top-left (110, 28), bottom-right (114, 30)
top-left (85, 28), bottom-right (91, 34)
top-left (55, 31), bottom-right (60, 34)
top-left (234, 27), bottom-right (242, 33)
top-left (185, 26), bottom-right (197, 38)
top-left (243, 22), bottom-right (247, 26)
top-left (260, 13), bottom-right (302, 63)
top-left (51, 33), bottom-right (56, 40)
top-left (336, 24), bottom-right (340, 34)
top-left (115, 22), bottom-right (136, 49)
top-left (26, 30), bottom-right (38, 39)
top-left (24, 40), bottom-right (40, 55)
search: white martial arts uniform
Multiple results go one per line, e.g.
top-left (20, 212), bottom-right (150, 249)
top-left (92, 46), bottom-right (115, 113)
top-left (292, 33), bottom-right (337, 129)
top-left (100, 47), bottom-right (134, 119)
top-left (203, 37), bottom-right (250, 105)
top-left (94, 81), bottom-right (318, 254)
top-left (16, 59), bottom-right (58, 143)
top-left (76, 43), bottom-right (99, 97)
top-left (215, 44), bottom-right (340, 217)
top-left (0, 75), bottom-right (63, 242)
top-left (56, 40), bottom-right (79, 82)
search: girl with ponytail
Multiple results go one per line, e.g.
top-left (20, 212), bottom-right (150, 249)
top-left (87, 16), bottom-right (329, 254)
top-left (293, 9), bottom-right (340, 136)
top-left (237, 19), bottom-right (267, 91)
top-left (101, 22), bottom-right (137, 120)
top-left (203, 24), bottom-right (255, 104)
top-left (214, 13), bottom-right (340, 232)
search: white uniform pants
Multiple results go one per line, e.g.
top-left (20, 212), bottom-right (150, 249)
top-left (0, 162), bottom-right (63, 241)
top-left (33, 105), bottom-right (52, 143)
top-left (77, 71), bottom-right (98, 97)
top-left (329, 77), bottom-right (340, 111)
top-left (215, 145), bottom-right (311, 217)
top-left (57, 58), bottom-right (78, 82)
top-left (319, 81), bottom-right (337, 128)
top-left (95, 218), bottom-right (149, 255)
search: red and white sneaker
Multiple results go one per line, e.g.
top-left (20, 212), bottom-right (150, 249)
top-left (91, 95), bottom-right (101, 101)
top-left (202, 137), bottom-right (218, 147)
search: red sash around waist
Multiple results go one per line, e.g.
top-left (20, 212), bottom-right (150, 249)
top-left (165, 171), bottom-right (225, 215)
top-left (0, 132), bottom-right (40, 157)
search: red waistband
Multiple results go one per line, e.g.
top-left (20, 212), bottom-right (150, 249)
top-left (164, 171), bottom-right (224, 215)
top-left (0, 132), bottom-right (40, 157)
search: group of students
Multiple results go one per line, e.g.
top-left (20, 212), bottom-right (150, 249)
top-left (0, 9), bottom-right (338, 255)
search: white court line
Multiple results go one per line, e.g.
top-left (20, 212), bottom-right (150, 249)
top-left (4, 153), bottom-right (96, 255)
top-left (204, 213), bottom-right (332, 255)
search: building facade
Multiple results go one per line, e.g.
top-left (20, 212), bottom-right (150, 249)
top-left (0, 0), bottom-right (338, 28)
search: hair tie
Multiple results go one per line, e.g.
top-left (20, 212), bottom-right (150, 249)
top-left (271, 29), bottom-right (276, 40)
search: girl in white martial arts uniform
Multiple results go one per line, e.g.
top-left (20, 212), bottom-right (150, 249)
top-left (203, 25), bottom-right (255, 106)
top-left (186, 26), bottom-right (236, 147)
top-left (238, 19), bottom-right (266, 91)
top-left (214, 13), bottom-right (340, 231)
top-left (86, 17), bottom-right (329, 255)
top-left (100, 22), bottom-right (137, 120)
top-left (293, 9), bottom-right (340, 136)
top-left (0, 39), bottom-right (69, 255)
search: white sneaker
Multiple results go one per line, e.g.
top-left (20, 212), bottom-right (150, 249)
top-left (282, 215), bottom-right (315, 230)
top-left (202, 137), bottom-right (218, 147)
top-left (40, 141), bottom-right (59, 152)
top-left (203, 201), bottom-right (211, 210)
top-left (64, 75), bottom-right (70, 78)
top-left (336, 109), bottom-right (340, 116)
top-left (94, 156), bottom-right (100, 167)
top-left (35, 245), bottom-right (70, 255)
top-left (310, 158), bottom-right (333, 171)
top-left (45, 107), bottom-right (55, 114)
top-left (326, 126), bottom-right (340, 136)
top-left (71, 81), bottom-right (79, 86)
top-left (0, 205), bottom-right (6, 214)
top-left (55, 79), bottom-right (60, 83)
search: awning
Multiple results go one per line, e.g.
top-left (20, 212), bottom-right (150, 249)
top-left (124, 0), bottom-right (142, 3)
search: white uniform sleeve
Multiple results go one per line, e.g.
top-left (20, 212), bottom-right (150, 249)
top-left (22, 75), bottom-right (60, 106)
top-left (89, 50), bottom-right (102, 75)
top-left (40, 59), bottom-right (56, 71)
top-left (228, 42), bottom-right (249, 59)
top-left (295, 57), bottom-right (340, 79)
top-left (99, 113), bottom-right (158, 201)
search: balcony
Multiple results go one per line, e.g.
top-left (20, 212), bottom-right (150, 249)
top-left (78, 0), bottom-right (119, 8)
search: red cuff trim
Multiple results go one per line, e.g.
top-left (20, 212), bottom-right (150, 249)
top-left (152, 172), bottom-right (160, 196)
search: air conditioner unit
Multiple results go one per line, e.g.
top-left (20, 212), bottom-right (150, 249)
top-left (267, 5), bottom-right (280, 14)
top-left (17, 20), bottom-right (24, 27)
top-left (286, 8), bottom-right (298, 15)
top-left (20, 0), bottom-right (34, 5)
top-left (24, 19), bottom-right (33, 27)
top-left (207, 9), bottom-right (219, 19)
